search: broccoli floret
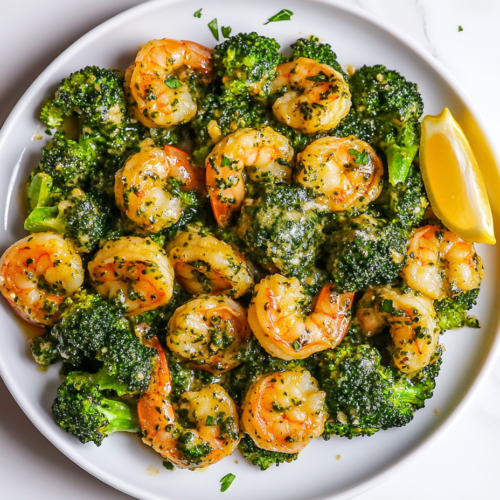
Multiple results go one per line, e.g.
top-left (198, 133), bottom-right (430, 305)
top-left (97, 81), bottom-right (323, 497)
top-left (348, 65), bottom-right (423, 184)
top-left (48, 293), bottom-right (117, 365)
top-left (92, 320), bottom-right (156, 395)
top-left (52, 378), bottom-right (139, 446)
top-left (214, 33), bottom-right (284, 98)
top-left (239, 434), bottom-right (298, 470)
top-left (290, 36), bottom-right (345, 78)
top-left (30, 333), bottom-right (60, 366)
top-left (377, 165), bottom-right (429, 229)
top-left (327, 214), bottom-right (408, 291)
top-left (237, 184), bottom-right (324, 277)
top-left (38, 132), bottom-right (97, 189)
top-left (330, 108), bottom-right (376, 143)
top-left (317, 343), bottom-right (438, 438)
top-left (25, 174), bottom-right (107, 253)
top-left (434, 289), bottom-right (480, 331)
top-left (349, 64), bottom-right (423, 123)
top-left (41, 66), bottom-right (126, 129)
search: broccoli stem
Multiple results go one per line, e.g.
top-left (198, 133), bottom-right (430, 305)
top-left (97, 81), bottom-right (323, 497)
top-left (24, 206), bottom-right (66, 234)
top-left (67, 367), bottom-right (131, 396)
top-left (99, 397), bottom-right (140, 434)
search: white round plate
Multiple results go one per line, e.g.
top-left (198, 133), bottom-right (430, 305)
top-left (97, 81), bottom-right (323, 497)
top-left (0, 1), bottom-right (499, 499)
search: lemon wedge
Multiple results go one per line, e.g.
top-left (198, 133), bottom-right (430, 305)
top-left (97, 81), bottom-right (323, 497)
top-left (420, 107), bottom-right (495, 244)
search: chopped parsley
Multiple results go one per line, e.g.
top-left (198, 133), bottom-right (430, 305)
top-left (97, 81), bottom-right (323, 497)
top-left (166, 77), bottom-right (182, 89)
top-left (221, 26), bottom-right (232, 38)
top-left (264, 9), bottom-right (294, 25)
top-left (349, 148), bottom-right (369, 165)
top-left (205, 415), bottom-right (215, 426)
top-left (458, 25), bottom-right (464, 32)
top-left (163, 460), bottom-right (174, 470)
top-left (193, 8), bottom-right (202, 18)
top-left (220, 473), bottom-right (236, 492)
top-left (208, 18), bottom-right (219, 41)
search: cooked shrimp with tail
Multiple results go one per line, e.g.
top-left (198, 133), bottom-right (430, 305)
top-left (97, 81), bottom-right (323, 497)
top-left (248, 274), bottom-right (354, 360)
top-left (138, 340), bottom-right (240, 469)
top-left (126, 39), bottom-right (213, 128)
top-left (356, 285), bottom-right (440, 373)
top-left (115, 145), bottom-right (205, 233)
top-left (241, 368), bottom-right (327, 454)
top-left (88, 236), bottom-right (174, 315)
top-left (0, 233), bottom-right (84, 325)
top-left (206, 127), bottom-right (294, 227)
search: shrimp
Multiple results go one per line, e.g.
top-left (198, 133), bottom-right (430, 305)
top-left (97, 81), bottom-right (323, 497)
top-left (241, 368), bottom-right (327, 454)
top-left (138, 340), bottom-right (240, 469)
top-left (206, 127), bottom-right (294, 227)
top-left (88, 236), bottom-right (174, 315)
top-left (400, 225), bottom-right (484, 300)
top-left (115, 145), bottom-right (205, 233)
top-left (356, 285), bottom-right (440, 373)
top-left (0, 233), bottom-right (84, 326)
top-left (167, 295), bottom-right (250, 373)
top-left (296, 136), bottom-right (384, 211)
top-left (248, 274), bottom-right (355, 360)
top-left (167, 232), bottom-right (253, 298)
top-left (126, 39), bottom-right (213, 128)
top-left (270, 57), bottom-right (351, 134)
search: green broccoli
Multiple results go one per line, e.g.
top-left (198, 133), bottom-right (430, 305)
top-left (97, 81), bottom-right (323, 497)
top-left (331, 108), bottom-right (376, 143)
top-left (434, 289), bottom-right (480, 331)
top-left (376, 165), bottom-right (429, 229)
top-left (30, 333), bottom-right (60, 366)
top-left (237, 184), bottom-right (324, 277)
top-left (52, 378), bottom-right (139, 446)
top-left (348, 65), bottom-right (423, 184)
top-left (327, 214), bottom-right (409, 291)
top-left (213, 32), bottom-right (284, 98)
top-left (317, 343), bottom-right (440, 438)
top-left (38, 132), bottom-right (97, 189)
top-left (290, 36), bottom-right (346, 78)
top-left (48, 293), bottom-right (117, 366)
top-left (239, 434), bottom-right (298, 470)
top-left (25, 174), bottom-right (107, 252)
top-left (41, 66), bottom-right (127, 129)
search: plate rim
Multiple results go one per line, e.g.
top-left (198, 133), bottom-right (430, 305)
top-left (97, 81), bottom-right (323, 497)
top-left (0, 1), bottom-right (499, 499)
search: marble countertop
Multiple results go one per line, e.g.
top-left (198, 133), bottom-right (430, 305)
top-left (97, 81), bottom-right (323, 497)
top-left (1, 1), bottom-right (499, 499)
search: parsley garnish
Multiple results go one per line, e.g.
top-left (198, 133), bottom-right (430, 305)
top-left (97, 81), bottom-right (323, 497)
top-left (193, 8), bottom-right (202, 18)
top-left (349, 148), bottom-right (369, 165)
top-left (292, 341), bottom-right (300, 351)
top-left (380, 299), bottom-right (394, 314)
top-left (166, 77), bottom-right (182, 89)
top-left (163, 460), bottom-right (174, 470)
top-left (220, 473), bottom-right (236, 492)
top-left (221, 155), bottom-right (232, 167)
top-left (306, 72), bottom-right (328, 82)
top-left (205, 415), bottom-right (214, 426)
top-left (264, 9), bottom-right (294, 25)
top-left (208, 18), bottom-right (219, 41)
top-left (221, 26), bottom-right (232, 38)
top-left (458, 25), bottom-right (464, 32)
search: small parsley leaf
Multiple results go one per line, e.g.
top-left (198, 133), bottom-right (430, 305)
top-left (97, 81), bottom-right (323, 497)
top-left (205, 415), bottom-right (214, 426)
top-left (221, 26), bottom-right (232, 38)
top-left (458, 25), bottom-right (464, 32)
top-left (221, 155), bottom-right (232, 167)
top-left (380, 299), bottom-right (394, 314)
top-left (349, 148), bottom-right (369, 165)
top-left (264, 8), bottom-right (294, 24)
top-left (163, 460), bottom-right (174, 470)
top-left (208, 18), bottom-right (219, 41)
top-left (306, 72), bottom-right (328, 82)
top-left (193, 8), bottom-right (202, 18)
top-left (292, 341), bottom-right (300, 351)
top-left (166, 77), bottom-right (182, 89)
top-left (220, 473), bottom-right (236, 492)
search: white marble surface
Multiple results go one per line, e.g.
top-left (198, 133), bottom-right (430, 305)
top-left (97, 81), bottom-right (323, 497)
top-left (0, 1), bottom-right (499, 499)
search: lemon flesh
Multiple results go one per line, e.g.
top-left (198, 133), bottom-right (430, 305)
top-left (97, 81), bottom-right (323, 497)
top-left (420, 108), bottom-right (495, 244)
